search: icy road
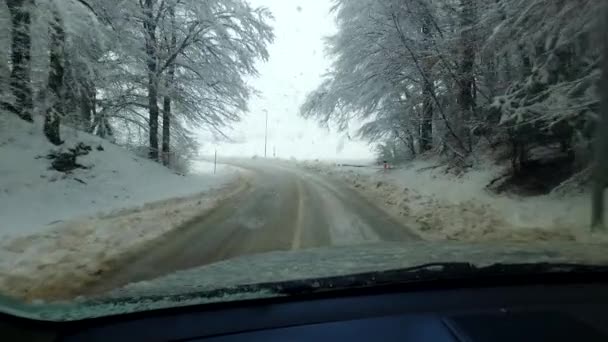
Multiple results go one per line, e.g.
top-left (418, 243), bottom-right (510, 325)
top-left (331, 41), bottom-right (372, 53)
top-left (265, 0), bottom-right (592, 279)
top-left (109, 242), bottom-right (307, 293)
top-left (85, 160), bottom-right (419, 295)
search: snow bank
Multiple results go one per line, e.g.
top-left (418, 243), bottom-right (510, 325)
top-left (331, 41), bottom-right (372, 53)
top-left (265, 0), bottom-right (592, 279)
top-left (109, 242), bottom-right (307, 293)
top-left (0, 114), bottom-right (247, 300)
top-left (0, 179), bottom-right (248, 301)
top-left (0, 114), bottom-right (237, 239)
top-left (302, 160), bottom-right (607, 244)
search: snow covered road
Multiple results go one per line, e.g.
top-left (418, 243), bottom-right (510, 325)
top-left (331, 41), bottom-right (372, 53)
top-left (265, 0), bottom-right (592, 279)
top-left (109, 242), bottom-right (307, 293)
top-left (82, 160), bottom-right (419, 296)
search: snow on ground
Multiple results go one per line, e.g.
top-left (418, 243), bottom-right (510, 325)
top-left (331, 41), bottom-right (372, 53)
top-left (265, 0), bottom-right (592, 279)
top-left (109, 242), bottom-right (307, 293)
top-left (302, 159), bottom-right (608, 244)
top-left (0, 181), bottom-right (248, 300)
top-left (0, 114), bottom-right (247, 300)
top-left (0, 115), bottom-right (239, 239)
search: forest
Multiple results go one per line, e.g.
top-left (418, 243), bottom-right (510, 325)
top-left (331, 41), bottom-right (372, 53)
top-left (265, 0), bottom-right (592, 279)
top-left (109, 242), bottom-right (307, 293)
top-left (1, 0), bottom-right (273, 167)
top-left (301, 0), bottom-right (605, 199)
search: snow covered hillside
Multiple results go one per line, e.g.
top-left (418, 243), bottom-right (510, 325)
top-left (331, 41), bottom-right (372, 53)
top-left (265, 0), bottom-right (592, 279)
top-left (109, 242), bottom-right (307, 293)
top-left (0, 115), bottom-right (238, 239)
top-left (302, 160), bottom-right (608, 244)
top-left (0, 114), bottom-right (246, 300)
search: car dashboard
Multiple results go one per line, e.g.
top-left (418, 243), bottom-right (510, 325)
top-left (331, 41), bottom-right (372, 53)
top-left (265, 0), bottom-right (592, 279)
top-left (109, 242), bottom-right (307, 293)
top-left (3, 280), bottom-right (608, 341)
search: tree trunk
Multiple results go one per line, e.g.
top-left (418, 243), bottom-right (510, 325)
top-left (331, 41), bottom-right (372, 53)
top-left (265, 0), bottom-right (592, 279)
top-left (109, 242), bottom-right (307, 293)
top-left (406, 133), bottom-right (416, 156)
top-left (457, 0), bottom-right (476, 152)
top-left (162, 95), bottom-right (171, 166)
top-left (520, 45), bottom-right (532, 78)
top-left (162, 6), bottom-right (177, 167)
top-left (420, 81), bottom-right (434, 152)
top-left (148, 78), bottom-right (159, 160)
top-left (592, 185), bottom-right (604, 230)
top-left (93, 111), bottom-right (113, 138)
top-left (6, 0), bottom-right (33, 122)
top-left (44, 1), bottom-right (65, 146)
top-left (419, 17), bottom-right (434, 153)
top-left (591, 4), bottom-right (608, 231)
top-left (90, 90), bottom-right (112, 138)
top-left (144, 0), bottom-right (159, 161)
top-left (81, 81), bottom-right (95, 132)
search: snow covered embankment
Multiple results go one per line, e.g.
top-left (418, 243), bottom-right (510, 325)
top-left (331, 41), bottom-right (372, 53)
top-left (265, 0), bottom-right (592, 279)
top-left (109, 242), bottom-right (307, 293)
top-left (0, 115), bottom-right (247, 300)
top-left (303, 160), bottom-right (607, 244)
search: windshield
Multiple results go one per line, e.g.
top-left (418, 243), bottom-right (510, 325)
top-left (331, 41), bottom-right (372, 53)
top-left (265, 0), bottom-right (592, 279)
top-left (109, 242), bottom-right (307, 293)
top-left (1, 0), bottom-right (608, 320)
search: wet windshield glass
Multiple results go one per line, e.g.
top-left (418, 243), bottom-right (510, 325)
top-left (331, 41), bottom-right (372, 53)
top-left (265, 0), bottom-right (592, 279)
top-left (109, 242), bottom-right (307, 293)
top-left (1, 0), bottom-right (607, 319)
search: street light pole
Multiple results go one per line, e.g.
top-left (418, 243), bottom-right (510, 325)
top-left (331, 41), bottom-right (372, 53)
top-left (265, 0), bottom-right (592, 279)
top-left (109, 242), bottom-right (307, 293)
top-left (264, 111), bottom-right (268, 158)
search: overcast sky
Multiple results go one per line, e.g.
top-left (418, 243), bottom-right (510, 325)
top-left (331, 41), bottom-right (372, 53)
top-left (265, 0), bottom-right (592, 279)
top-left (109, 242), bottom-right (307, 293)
top-left (198, 0), bottom-right (373, 161)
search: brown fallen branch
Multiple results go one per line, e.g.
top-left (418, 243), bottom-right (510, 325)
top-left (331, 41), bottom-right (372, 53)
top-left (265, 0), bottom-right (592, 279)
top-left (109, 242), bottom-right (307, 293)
top-left (416, 163), bottom-right (447, 172)
top-left (73, 178), bottom-right (87, 185)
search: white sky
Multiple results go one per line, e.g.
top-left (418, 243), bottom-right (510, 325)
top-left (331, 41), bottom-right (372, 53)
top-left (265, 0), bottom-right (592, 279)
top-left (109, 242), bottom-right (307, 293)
top-left (197, 0), bottom-right (373, 161)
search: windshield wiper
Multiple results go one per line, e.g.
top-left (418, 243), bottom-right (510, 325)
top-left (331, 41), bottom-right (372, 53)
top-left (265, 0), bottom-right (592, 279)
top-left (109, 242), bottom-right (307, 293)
top-left (86, 263), bottom-right (608, 308)
top-left (271, 262), bottom-right (475, 295)
top-left (263, 262), bottom-right (608, 296)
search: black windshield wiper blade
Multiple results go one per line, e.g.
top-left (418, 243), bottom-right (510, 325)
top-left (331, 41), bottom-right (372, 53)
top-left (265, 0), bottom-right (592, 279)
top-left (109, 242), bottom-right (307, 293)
top-left (271, 262), bottom-right (477, 296)
top-left (268, 262), bottom-right (608, 296)
top-left (476, 262), bottom-right (608, 276)
top-left (87, 263), bottom-right (608, 308)
top-left (86, 263), bottom-right (476, 307)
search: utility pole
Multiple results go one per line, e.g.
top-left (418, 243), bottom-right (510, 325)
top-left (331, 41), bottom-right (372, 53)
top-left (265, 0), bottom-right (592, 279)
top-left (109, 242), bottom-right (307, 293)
top-left (264, 110), bottom-right (268, 158)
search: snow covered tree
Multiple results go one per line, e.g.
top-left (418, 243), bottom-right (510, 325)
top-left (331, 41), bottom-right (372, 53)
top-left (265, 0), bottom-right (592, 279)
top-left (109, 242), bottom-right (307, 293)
top-left (160, 4), bottom-right (176, 166)
top-left (2, 0), bottom-right (107, 144)
top-left (457, 0), bottom-right (477, 152)
top-left (301, 0), bottom-right (466, 157)
top-left (301, 0), bottom-right (425, 148)
top-left (5, 0), bottom-right (34, 121)
top-left (44, 0), bottom-right (66, 145)
top-left (154, 0), bottom-right (273, 165)
top-left (90, 0), bottom-right (273, 162)
top-left (1, 0), bottom-right (273, 169)
top-left (303, 0), bottom-right (603, 194)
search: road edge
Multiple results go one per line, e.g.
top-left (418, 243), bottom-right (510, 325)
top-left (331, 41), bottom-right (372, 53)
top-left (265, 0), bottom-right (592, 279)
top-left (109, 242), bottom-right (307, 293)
top-left (0, 172), bottom-right (254, 302)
